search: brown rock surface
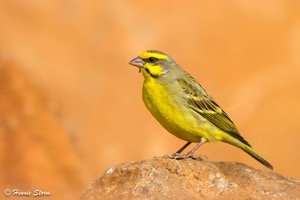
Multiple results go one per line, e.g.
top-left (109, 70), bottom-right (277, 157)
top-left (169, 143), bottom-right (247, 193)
top-left (81, 157), bottom-right (300, 200)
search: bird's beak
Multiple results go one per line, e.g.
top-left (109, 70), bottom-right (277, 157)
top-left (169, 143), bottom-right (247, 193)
top-left (129, 56), bottom-right (145, 68)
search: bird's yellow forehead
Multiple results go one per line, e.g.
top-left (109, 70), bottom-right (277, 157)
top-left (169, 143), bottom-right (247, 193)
top-left (139, 51), bottom-right (168, 60)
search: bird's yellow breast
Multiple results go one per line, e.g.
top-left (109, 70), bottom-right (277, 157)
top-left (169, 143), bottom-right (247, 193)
top-left (142, 74), bottom-right (207, 142)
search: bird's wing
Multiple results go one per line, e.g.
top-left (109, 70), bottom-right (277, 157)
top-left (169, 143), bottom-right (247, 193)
top-left (178, 74), bottom-right (250, 144)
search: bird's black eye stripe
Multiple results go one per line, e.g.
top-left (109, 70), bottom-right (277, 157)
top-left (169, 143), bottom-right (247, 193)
top-left (148, 57), bottom-right (158, 63)
top-left (145, 68), bottom-right (151, 74)
top-left (145, 68), bottom-right (158, 78)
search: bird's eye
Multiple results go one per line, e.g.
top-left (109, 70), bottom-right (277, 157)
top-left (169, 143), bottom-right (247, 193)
top-left (148, 57), bottom-right (157, 63)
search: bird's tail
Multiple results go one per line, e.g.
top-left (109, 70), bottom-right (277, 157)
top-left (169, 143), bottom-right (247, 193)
top-left (241, 144), bottom-right (273, 170)
top-left (223, 135), bottom-right (273, 170)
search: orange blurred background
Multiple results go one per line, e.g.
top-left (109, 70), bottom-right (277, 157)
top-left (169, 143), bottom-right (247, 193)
top-left (0, 1), bottom-right (300, 199)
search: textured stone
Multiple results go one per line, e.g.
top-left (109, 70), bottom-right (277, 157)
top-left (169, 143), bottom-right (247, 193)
top-left (81, 157), bottom-right (300, 200)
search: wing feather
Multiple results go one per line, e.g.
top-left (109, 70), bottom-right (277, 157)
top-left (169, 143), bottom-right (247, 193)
top-left (179, 74), bottom-right (250, 146)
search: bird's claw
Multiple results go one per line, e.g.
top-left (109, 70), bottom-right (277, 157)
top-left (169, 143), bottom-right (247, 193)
top-left (164, 153), bottom-right (208, 160)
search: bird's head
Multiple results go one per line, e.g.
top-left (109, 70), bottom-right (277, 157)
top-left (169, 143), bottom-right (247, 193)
top-left (129, 50), bottom-right (175, 79)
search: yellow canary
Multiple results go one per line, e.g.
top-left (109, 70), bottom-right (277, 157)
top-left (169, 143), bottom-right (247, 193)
top-left (129, 50), bottom-right (273, 169)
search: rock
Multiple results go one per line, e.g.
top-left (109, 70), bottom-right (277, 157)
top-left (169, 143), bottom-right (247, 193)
top-left (81, 157), bottom-right (300, 200)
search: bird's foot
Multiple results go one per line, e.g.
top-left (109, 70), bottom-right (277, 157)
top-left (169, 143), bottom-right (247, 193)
top-left (163, 153), bottom-right (185, 159)
top-left (164, 153), bottom-right (208, 160)
top-left (190, 154), bottom-right (208, 160)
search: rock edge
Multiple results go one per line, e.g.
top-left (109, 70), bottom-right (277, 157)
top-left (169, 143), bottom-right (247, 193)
top-left (81, 157), bottom-right (300, 200)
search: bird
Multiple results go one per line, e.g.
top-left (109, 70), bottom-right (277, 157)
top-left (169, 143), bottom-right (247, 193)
top-left (129, 50), bottom-right (273, 169)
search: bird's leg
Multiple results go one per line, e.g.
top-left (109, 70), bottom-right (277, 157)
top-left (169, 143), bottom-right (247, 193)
top-left (167, 138), bottom-right (208, 160)
top-left (167, 141), bottom-right (192, 158)
top-left (176, 141), bottom-right (192, 154)
top-left (184, 138), bottom-right (207, 159)
top-left (164, 142), bottom-right (191, 159)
